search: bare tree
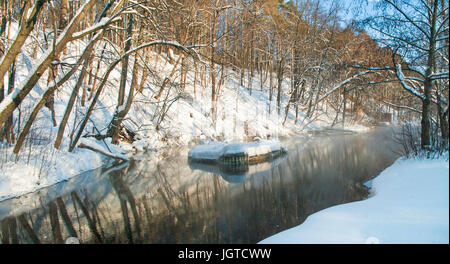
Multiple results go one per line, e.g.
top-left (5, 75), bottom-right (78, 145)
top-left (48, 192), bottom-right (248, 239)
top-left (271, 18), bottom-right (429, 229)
top-left (0, 0), bottom-right (99, 128)
top-left (0, 0), bottom-right (46, 87)
top-left (360, 0), bottom-right (449, 148)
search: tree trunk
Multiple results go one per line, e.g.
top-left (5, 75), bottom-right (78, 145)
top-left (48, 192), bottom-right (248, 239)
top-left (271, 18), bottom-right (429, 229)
top-left (118, 13), bottom-right (133, 107)
top-left (276, 59), bottom-right (283, 116)
top-left (439, 107), bottom-right (449, 141)
top-left (154, 54), bottom-right (182, 100)
top-left (210, 7), bottom-right (217, 123)
top-left (0, 0), bottom-right (45, 84)
top-left (138, 48), bottom-right (150, 93)
top-left (0, 0), bottom-right (97, 128)
top-left (89, 43), bottom-right (108, 100)
top-left (13, 43), bottom-right (94, 154)
top-left (269, 60), bottom-right (274, 114)
top-left (107, 52), bottom-right (139, 144)
top-left (54, 33), bottom-right (101, 150)
top-left (0, 59), bottom-right (16, 143)
top-left (421, 0), bottom-right (439, 149)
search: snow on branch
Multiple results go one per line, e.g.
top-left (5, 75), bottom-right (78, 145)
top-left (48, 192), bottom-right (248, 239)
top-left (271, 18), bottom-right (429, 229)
top-left (316, 70), bottom-right (376, 103)
top-left (0, 0), bottom-right (98, 125)
top-left (432, 94), bottom-right (449, 106)
top-left (122, 40), bottom-right (211, 64)
top-left (70, 17), bottom-right (122, 41)
top-left (0, 0), bottom-right (45, 84)
top-left (395, 63), bottom-right (426, 100)
top-left (352, 65), bottom-right (392, 71)
top-left (78, 138), bottom-right (129, 162)
top-left (382, 100), bottom-right (422, 114)
top-left (430, 71), bottom-right (449, 80)
top-left (405, 76), bottom-right (425, 83)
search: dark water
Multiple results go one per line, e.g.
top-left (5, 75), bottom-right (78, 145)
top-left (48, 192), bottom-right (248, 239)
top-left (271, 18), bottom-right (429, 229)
top-left (0, 128), bottom-right (400, 244)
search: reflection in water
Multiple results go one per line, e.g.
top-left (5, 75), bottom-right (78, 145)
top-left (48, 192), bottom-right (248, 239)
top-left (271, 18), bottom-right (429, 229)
top-left (0, 128), bottom-right (400, 243)
top-left (188, 154), bottom-right (287, 183)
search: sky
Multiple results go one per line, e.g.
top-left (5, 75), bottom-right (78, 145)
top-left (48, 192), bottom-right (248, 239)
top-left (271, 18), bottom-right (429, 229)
top-left (319, 0), bottom-right (380, 28)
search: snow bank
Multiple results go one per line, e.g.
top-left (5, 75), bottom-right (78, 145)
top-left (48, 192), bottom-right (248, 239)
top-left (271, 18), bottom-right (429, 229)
top-left (259, 156), bottom-right (449, 244)
top-left (0, 147), bottom-right (103, 202)
top-left (188, 140), bottom-right (287, 163)
top-left (0, 138), bottom-right (127, 202)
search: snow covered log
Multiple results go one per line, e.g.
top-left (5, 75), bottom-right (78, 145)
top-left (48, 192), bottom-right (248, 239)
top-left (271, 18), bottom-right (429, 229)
top-left (78, 139), bottom-right (129, 162)
top-left (188, 140), bottom-right (287, 165)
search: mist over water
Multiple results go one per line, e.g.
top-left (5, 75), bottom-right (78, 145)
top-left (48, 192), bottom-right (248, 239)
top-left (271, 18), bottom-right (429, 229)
top-left (0, 128), bottom-right (400, 244)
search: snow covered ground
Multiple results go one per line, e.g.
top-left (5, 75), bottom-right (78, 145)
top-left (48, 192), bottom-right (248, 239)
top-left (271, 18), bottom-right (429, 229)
top-left (0, 137), bottom-right (124, 201)
top-left (259, 154), bottom-right (449, 244)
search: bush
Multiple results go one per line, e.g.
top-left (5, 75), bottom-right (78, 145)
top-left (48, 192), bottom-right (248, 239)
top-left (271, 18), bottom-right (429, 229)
top-left (393, 122), bottom-right (449, 160)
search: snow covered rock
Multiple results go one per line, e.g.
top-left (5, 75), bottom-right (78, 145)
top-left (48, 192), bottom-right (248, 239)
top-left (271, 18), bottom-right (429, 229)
top-left (188, 140), bottom-right (287, 165)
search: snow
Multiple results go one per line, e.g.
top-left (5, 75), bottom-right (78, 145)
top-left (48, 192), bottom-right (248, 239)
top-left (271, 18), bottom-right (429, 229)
top-left (222, 140), bottom-right (286, 157)
top-left (188, 141), bottom-right (224, 161)
top-left (395, 63), bottom-right (426, 100)
top-left (317, 70), bottom-right (376, 104)
top-left (71, 17), bottom-right (116, 39)
top-left (259, 156), bottom-right (449, 244)
top-left (79, 138), bottom-right (130, 161)
top-left (430, 71), bottom-right (449, 80)
top-left (0, 145), bottom-right (102, 201)
top-left (0, 137), bottom-right (126, 202)
top-left (188, 140), bottom-right (287, 161)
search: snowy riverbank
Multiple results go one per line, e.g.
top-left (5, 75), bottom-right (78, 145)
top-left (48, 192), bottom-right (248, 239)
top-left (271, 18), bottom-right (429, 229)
top-left (259, 154), bottom-right (449, 244)
top-left (0, 138), bottom-right (126, 202)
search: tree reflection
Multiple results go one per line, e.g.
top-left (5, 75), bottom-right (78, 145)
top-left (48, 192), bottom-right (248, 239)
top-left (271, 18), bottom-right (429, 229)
top-left (109, 160), bottom-right (142, 243)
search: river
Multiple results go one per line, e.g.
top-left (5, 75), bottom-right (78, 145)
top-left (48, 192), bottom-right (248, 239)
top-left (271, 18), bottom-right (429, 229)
top-left (0, 127), bottom-right (401, 244)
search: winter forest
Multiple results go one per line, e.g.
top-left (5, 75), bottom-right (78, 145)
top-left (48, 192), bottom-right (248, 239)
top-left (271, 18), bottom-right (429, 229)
top-left (0, 0), bottom-right (448, 244)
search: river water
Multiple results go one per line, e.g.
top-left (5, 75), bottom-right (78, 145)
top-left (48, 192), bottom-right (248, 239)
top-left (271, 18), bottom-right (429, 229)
top-left (0, 127), bottom-right (400, 244)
